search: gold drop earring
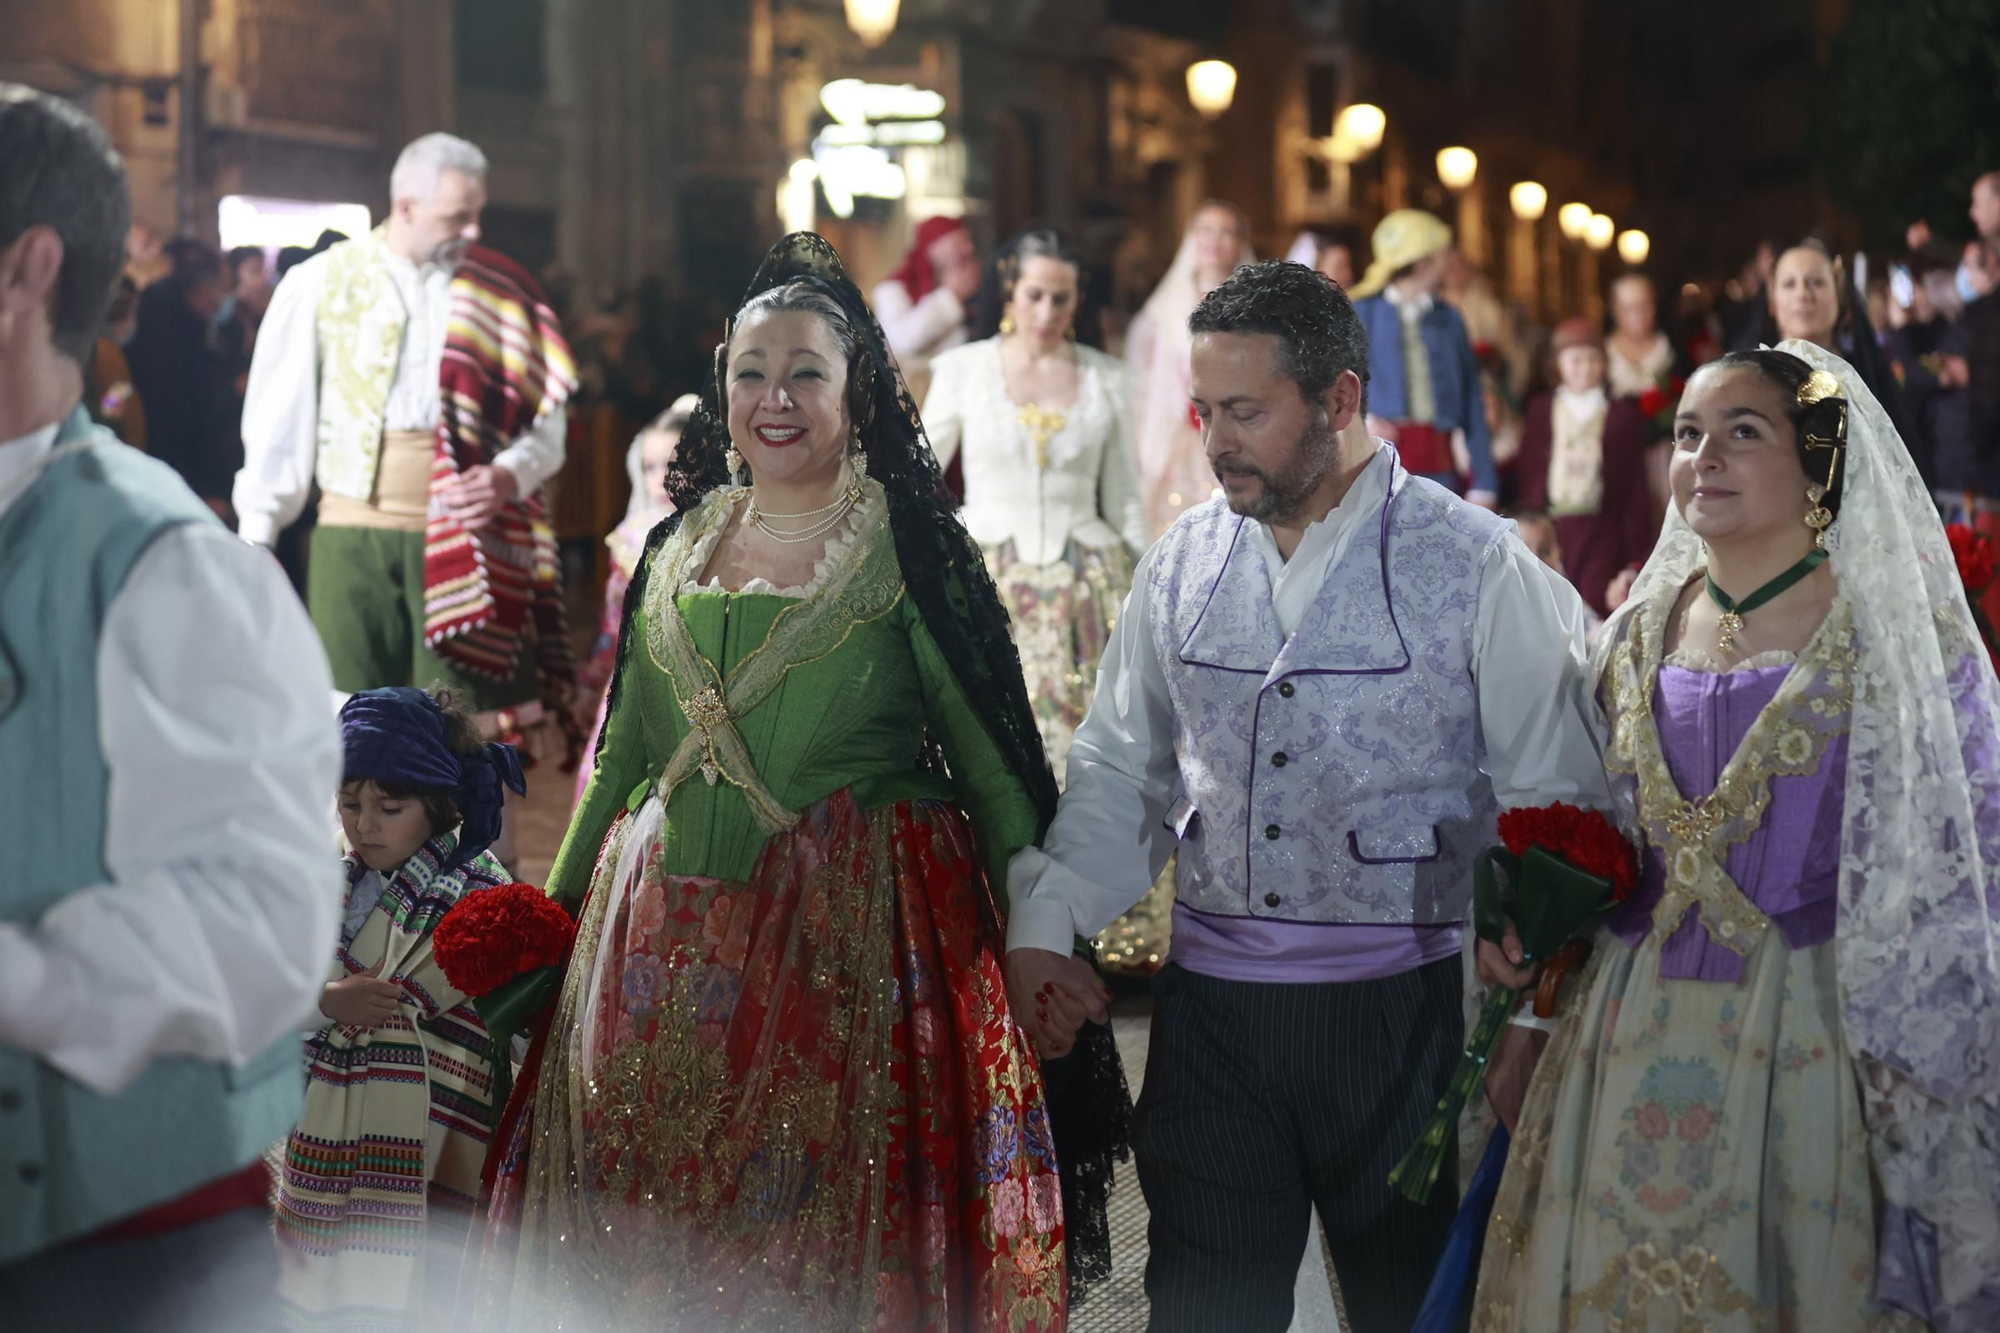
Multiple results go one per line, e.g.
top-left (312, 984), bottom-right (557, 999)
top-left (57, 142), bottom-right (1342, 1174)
top-left (1804, 483), bottom-right (1832, 548)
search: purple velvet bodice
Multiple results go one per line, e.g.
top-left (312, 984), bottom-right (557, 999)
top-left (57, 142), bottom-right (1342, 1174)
top-left (1604, 661), bottom-right (1847, 981)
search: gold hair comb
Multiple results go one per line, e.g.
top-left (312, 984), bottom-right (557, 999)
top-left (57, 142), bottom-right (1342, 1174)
top-left (1796, 369), bottom-right (1842, 408)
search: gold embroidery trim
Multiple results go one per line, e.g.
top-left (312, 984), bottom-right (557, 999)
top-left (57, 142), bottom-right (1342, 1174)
top-left (1603, 583), bottom-right (1855, 955)
top-left (1566, 1240), bottom-right (1763, 1331)
top-left (640, 487), bottom-right (906, 833)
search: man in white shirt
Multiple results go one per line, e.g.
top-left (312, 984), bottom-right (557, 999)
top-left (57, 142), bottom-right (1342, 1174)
top-left (1004, 261), bottom-right (1608, 1331)
top-left (0, 84), bottom-right (340, 1328)
top-left (234, 132), bottom-right (577, 736)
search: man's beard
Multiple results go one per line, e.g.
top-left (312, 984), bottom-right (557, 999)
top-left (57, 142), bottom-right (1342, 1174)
top-left (1213, 407), bottom-right (1340, 522)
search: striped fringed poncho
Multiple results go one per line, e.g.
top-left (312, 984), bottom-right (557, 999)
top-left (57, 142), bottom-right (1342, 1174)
top-left (422, 246), bottom-right (578, 689)
top-left (275, 836), bottom-right (505, 1332)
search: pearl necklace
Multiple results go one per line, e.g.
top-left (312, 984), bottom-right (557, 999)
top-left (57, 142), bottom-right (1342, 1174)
top-left (745, 469), bottom-right (865, 545)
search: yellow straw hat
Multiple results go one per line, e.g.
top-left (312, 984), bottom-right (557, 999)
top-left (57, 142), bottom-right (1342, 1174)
top-left (1347, 209), bottom-right (1453, 299)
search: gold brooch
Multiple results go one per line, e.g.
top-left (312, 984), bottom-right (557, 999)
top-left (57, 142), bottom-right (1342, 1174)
top-left (684, 686), bottom-right (730, 785)
top-left (1665, 797), bottom-right (1726, 845)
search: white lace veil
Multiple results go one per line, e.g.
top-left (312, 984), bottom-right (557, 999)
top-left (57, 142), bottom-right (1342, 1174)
top-left (619, 393), bottom-right (697, 529)
top-left (1127, 204), bottom-right (1255, 530)
top-left (1603, 339), bottom-right (2000, 1305)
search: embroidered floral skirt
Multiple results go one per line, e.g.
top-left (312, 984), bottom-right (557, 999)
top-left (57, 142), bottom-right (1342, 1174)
top-left (1470, 926), bottom-right (1921, 1333)
top-left (469, 789), bottom-right (1067, 1331)
top-left (980, 535), bottom-right (1131, 782)
top-left (981, 535), bottom-right (1173, 978)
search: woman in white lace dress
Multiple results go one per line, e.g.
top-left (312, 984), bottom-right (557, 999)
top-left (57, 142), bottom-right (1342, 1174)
top-left (1126, 201), bottom-right (1253, 536)
top-left (922, 230), bottom-right (1168, 972)
top-left (923, 229), bottom-right (1147, 778)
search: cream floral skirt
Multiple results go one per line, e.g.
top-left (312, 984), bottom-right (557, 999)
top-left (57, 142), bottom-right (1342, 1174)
top-left (1472, 926), bottom-right (1922, 1332)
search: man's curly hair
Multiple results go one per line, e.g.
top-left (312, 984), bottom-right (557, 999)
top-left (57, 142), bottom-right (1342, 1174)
top-left (1188, 259), bottom-right (1369, 413)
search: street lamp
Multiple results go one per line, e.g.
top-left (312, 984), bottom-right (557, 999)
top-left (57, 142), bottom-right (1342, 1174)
top-left (1585, 213), bottom-right (1615, 251)
top-left (1557, 202), bottom-right (1593, 242)
top-left (1436, 146), bottom-right (1478, 191)
top-left (1186, 60), bottom-right (1238, 119)
top-left (844, 0), bottom-right (900, 47)
top-left (1617, 229), bottom-right (1651, 265)
top-left (1433, 146), bottom-right (1482, 261)
top-left (1331, 103), bottom-right (1386, 158)
top-left (1508, 181), bottom-right (1547, 221)
top-left (1339, 103), bottom-right (1386, 152)
top-left (1507, 182), bottom-right (1548, 312)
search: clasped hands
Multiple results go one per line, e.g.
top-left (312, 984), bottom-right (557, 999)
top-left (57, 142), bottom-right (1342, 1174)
top-left (1004, 947), bottom-right (1113, 1059)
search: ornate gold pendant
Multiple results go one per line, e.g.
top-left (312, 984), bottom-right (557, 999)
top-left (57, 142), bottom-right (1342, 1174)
top-left (1715, 610), bottom-right (1743, 656)
top-left (1018, 403), bottom-right (1067, 471)
top-left (699, 755), bottom-right (720, 786)
top-left (685, 686), bottom-right (730, 730)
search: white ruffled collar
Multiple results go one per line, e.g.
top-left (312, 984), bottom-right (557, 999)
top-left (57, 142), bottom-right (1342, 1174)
top-left (679, 479), bottom-right (886, 598)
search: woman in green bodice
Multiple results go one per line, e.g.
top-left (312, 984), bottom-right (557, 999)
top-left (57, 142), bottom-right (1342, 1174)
top-left (470, 235), bottom-right (1127, 1331)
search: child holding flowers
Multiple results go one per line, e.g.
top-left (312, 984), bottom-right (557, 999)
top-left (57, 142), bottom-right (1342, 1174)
top-left (274, 687), bottom-right (524, 1331)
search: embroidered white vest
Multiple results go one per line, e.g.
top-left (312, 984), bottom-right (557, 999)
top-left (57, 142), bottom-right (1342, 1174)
top-left (314, 231), bottom-right (413, 500)
top-left (1147, 465), bottom-right (1505, 924)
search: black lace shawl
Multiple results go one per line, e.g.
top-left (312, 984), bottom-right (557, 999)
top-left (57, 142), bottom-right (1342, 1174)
top-left (597, 233), bottom-right (1129, 1297)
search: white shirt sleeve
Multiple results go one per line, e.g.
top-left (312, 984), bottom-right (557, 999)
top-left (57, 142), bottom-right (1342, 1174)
top-left (1098, 363), bottom-right (1151, 553)
top-left (1005, 544), bottom-right (1183, 955)
top-left (233, 261), bottom-right (325, 547)
top-left (493, 402), bottom-right (568, 496)
top-left (873, 280), bottom-right (966, 363)
top-left (921, 353), bottom-right (965, 471)
top-left (0, 525), bottom-right (343, 1094)
top-left (1472, 535), bottom-right (1614, 810)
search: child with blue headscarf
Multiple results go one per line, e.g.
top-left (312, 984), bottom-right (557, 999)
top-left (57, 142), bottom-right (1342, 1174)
top-left (273, 687), bottom-right (525, 1331)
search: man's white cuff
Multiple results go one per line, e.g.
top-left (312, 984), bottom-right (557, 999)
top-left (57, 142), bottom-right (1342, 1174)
top-left (1004, 896), bottom-right (1078, 956)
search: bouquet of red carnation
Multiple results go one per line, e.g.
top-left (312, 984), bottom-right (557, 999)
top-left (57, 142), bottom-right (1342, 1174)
top-left (1946, 523), bottom-right (2000, 667)
top-left (1636, 374), bottom-right (1686, 440)
top-left (434, 882), bottom-right (574, 998)
top-left (1390, 803), bottom-right (1638, 1203)
top-left (434, 883), bottom-right (574, 1110)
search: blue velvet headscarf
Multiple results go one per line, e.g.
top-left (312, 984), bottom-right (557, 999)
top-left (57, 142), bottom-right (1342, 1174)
top-left (338, 687), bottom-right (526, 871)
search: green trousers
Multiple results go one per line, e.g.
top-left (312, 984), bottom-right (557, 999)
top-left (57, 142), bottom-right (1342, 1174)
top-left (308, 525), bottom-right (540, 712)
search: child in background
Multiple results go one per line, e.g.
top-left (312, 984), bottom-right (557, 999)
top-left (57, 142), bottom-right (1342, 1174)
top-left (275, 687), bottom-right (524, 1332)
top-left (574, 395), bottom-right (691, 804)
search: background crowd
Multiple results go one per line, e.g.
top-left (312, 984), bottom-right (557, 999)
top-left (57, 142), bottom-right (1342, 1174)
top-left (91, 171), bottom-right (2000, 647)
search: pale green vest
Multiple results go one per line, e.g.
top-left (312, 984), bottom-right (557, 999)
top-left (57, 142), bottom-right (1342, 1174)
top-left (0, 409), bottom-right (305, 1261)
top-left (314, 228), bottom-right (413, 500)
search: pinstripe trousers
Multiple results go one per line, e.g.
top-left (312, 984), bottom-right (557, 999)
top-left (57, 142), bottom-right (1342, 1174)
top-left (1133, 958), bottom-right (1462, 1333)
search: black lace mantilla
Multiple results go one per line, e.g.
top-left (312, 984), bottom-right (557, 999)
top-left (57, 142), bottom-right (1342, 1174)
top-left (600, 232), bottom-right (1132, 1299)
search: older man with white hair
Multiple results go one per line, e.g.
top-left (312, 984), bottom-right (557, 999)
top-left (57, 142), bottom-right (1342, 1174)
top-left (235, 132), bottom-right (579, 744)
